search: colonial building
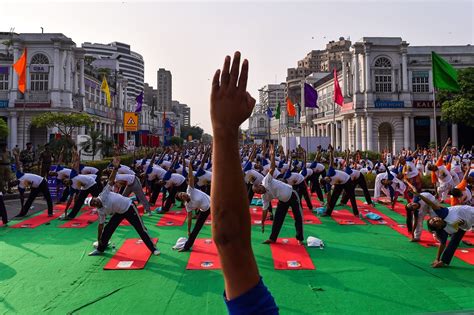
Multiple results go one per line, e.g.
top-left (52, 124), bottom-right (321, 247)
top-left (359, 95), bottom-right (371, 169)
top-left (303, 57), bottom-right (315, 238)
top-left (299, 37), bottom-right (474, 152)
top-left (248, 104), bottom-right (270, 141)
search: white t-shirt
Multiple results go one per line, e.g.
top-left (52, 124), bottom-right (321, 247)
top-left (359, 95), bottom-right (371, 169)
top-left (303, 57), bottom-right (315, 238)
top-left (164, 173), bottom-right (186, 188)
top-left (286, 172), bottom-right (304, 185)
top-left (444, 205), bottom-right (474, 234)
top-left (71, 174), bottom-right (97, 190)
top-left (404, 161), bottom-right (419, 179)
top-left (261, 173), bottom-right (293, 209)
top-left (418, 192), bottom-right (437, 217)
top-left (57, 168), bottom-right (72, 180)
top-left (97, 184), bottom-right (132, 224)
top-left (329, 170), bottom-right (350, 185)
top-left (118, 165), bottom-right (135, 175)
top-left (185, 186), bottom-right (210, 212)
top-left (81, 166), bottom-right (99, 175)
top-left (436, 165), bottom-right (453, 184)
top-left (244, 169), bottom-right (264, 185)
top-left (115, 174), bottom-right (135, 185)
top-left (349, 169), bottom-right (361, 181)
top-left (19, 173), bottom-right (44, 189)
top-left (197, 170), bottom-right (212, 187)
top-left (301, 168), bottom-right (313, 179)
top-left (160, 160), bottom-right (172, 170)
top-left (148, 165), bottom-right (167, 181)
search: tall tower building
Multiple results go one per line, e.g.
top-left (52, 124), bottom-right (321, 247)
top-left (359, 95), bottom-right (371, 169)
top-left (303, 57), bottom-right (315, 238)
top-left (157, 68), bottom-right (172, 112)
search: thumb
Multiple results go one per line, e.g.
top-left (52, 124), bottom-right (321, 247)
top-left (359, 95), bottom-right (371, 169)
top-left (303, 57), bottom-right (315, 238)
top-left (246, 92), bottom-right (256, 111)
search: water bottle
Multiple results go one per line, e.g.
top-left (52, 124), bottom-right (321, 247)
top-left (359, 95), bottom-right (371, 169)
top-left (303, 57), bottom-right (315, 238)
top-left (112, 243), bottom-right (116, 253)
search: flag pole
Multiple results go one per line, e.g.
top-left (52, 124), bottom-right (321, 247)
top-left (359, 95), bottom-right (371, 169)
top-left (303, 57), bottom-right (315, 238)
top-left (432, 88), bottom-right (438, 155)
top-left (333, 101), bottom-right (336, 149)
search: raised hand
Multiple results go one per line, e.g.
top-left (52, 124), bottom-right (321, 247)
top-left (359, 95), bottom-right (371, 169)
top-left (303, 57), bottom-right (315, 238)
top-left (210, 52), bottom-right (256, 133)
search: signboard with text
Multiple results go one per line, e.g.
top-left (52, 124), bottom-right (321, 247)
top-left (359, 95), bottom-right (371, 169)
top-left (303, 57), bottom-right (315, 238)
top-left (123, 112), bottom-right (139, 131)
top-left (374, 101), bottom-right (404, 108)
top-left (412, 100), bottom-right (441, 108)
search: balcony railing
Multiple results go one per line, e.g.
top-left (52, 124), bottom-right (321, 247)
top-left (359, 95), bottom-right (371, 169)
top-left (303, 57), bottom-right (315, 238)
top-left (0, 91), bottom-right (9, 100)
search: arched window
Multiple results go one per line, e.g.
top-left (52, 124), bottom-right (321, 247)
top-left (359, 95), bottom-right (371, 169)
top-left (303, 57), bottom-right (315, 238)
top-left (258, 118), bottom-right (265, 128)
top-left (30, 53), bottom-right (49, 91)
top-left (374, 57), bottom-right (392, 93)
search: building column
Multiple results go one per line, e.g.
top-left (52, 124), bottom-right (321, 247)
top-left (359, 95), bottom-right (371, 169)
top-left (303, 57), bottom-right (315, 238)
top-left (452, 124), bottom-right (458, 147)
top-left (364, 50), bottom-right (371, 93)
top-left (410, 117), bottom-right (415, 149)
top-left (342, 53), bottom-right (349, 97)
top-left (403, 114), bottom-right (410, 149)
top-left (341, 118), bottom-right (347, 150)
top-left (9, 113), bottom-right (18, 149)
top-left (65, 50), bottom-right (72, 91)
top-left (335, 121), bottom-right (341, 150)
top-left (9, 46), bottom-right (19, 107)
top-left (53, 45), bottom-right (60, 90)
top-left (366, 114), bottom-right (373, 151)
top-left (355, 115), bottom-right (362, 150)
top-left (361, 115), bottom-right (366, 151)
top-left (353, 53), bottom-right (360, 94)
top-left (402, 52), bottom-right (408, 92)
top-left (430, 117), bottom-right (436, 144)
top-left (79, 58), bottom-right (85, 96)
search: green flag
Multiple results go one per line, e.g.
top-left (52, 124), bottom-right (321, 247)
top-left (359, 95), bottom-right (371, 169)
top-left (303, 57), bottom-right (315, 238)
top-left (431, 51), bottom-right (460, 91)
top-left (275, 102), bottom-right (281, 119)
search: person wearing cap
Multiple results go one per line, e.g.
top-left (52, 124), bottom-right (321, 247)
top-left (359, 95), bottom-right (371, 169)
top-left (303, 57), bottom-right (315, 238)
top-left (307, 151), bottom-right (327, 204)
top-left (12, 170), bottom-right (53, 218)
top-left (448, 166), bottom-right (472, 206)
top-left (0, 143), bottom-right (12, 194)
top-left (253, 144), bottom-right (304, 245)
top-left (405, 190), bottom-right (437, 242)
top-left (283, 165), bottom-right (313, 211)
top-left (116, 172), bottom-right (153, 216)
top-left (175, 161), bottom-right (211, 252)
top-left (340, 150), bottom-right (373, 207)
top-left (158, 170), bottom-right (187, 213)
top-left (412, 189), bottom-right (474, 268)
top-left (400, 153), bottom-right (422, 197)
top-left (88, 157), bottom-right (160, 257)
top-left (321, 149), bottom-right (359, 217)
top-left (0, 191), bottom-right (8, 226)
top-left (428, 138), bottom-right (454, 201)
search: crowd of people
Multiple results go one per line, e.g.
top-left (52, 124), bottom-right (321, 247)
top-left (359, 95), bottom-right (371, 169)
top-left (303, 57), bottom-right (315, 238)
top-left (1, 52), bottom-right (473, 314)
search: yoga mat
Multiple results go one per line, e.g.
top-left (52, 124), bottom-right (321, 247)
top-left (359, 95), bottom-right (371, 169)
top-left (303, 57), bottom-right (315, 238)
top-left (462, 231), bottom-right (474, 245)
top-left (10, 209), bottom-right (63, 229)
top-left (390, 202), bottom-right (407, 217)
top-left (59, 210), bottom-right (98, 228)
top-left (388, 224), bottom-right (439, 248)
top-left (356, 200), bottom-right (397, 225)
top-left (454, 248), bottom-right (474, 265)
top-left (103, 238), bottom-right (158, 270)
top-left (270, 238), bottom-right (315, 270)
top-left (288, 209), bottom-right (322, 224)
top-left (249, 207), bottom-right (272, 225)
top-left (186, 238), bottom-right (221, 270)
top-left (331, 209), bottom-right (366, 225)
top-left (156, 210), bottom-right (187, 226)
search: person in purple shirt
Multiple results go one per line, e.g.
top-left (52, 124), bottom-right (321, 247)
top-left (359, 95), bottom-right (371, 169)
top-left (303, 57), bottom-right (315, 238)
top-left (210, 51), bottom-right (278, 314)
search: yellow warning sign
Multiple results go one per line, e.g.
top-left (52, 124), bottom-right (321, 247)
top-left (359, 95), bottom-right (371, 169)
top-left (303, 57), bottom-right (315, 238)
top-left (124, 112), bottom-right (139, 131)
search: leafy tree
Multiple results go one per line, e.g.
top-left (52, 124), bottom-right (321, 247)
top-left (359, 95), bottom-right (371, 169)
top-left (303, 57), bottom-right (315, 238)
top-left (0, 119), bottom-right (8, 139)
top-left (170, 136), bottom-right (184, 146)
top-left (31, 113), bottom-right (93, 138)
top-left (201, 133), bottom-right (213, 144)
top-left (440, 67), bottom-right (474, 127)
top-left (80, 130), bottom-right (103, 161)
top-left (180, 125), bottom-right (204, 140)
top-left (48, 136), bottom-right (76, 164)
top-left (101, 136), bottom-right (115, 157)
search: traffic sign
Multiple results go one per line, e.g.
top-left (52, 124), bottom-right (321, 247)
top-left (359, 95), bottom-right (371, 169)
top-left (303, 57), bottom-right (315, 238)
top-left (124, 112), bottom-right (139, 131)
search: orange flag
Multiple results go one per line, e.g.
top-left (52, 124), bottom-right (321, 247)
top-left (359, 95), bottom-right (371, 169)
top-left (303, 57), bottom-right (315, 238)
top-left (13, 48), bottom-right (27, 93)
top-left (286, 97), bottom-right (296, 117)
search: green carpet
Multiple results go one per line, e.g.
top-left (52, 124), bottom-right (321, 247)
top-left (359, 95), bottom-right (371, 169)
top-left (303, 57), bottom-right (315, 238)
top-left (1, 199), bottom-right (473, 314)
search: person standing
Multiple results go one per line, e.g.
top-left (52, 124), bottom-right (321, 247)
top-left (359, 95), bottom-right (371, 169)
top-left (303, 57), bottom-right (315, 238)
top-left (0, 191), bottom-right (8, 226)
top-left (116, 173), bottom-right (153, 216)
top-left (13, 170), bottom-right (53, 218)
top-left (0, 143), bottom-right (12, 193)
top-left (38, 144), bottom-right (53, 178)
top-left (88, 157), bottom-right (160, 256)
top-left (19, 142), bottom-right (35, 173)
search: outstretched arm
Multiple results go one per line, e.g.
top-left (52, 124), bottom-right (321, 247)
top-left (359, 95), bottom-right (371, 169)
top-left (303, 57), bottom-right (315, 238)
top-left (210, 52), bottom-right (260, 300)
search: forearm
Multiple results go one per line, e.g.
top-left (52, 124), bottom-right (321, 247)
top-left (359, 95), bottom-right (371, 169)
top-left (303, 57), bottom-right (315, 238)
top-left (97, 224), bottom-right (103, 241)
top-left (212, 130), bottom-right (259, 299)
top-left (187, 212), bottom-right (192, 235)
top-left (436, 244), bottom-right (445, 261)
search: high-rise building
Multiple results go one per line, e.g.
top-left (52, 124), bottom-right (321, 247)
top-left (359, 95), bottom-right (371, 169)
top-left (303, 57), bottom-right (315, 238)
top-left (144, 83), bottom-right (157, 116)
top-left (171, 100), bottom-right (191, 127)
top-left (259, 83), bottom-right (286, 113)
top-left (157, 68), bottom-right (172, 112)
top-left (82, 41), bottom-right (144, 98)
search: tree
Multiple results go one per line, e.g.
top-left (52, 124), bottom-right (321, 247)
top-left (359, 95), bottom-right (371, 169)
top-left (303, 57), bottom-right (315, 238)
top-left (180, 125), bottom-right (204, 141)
top-left (80, 130), bottom-right (102, 161)
top-left (201, 133), bottom-right (213, 144)
top-left (101, 136), bottom-right (115, 157)
top-left (31, 112), bottom-right (93, 138)
top-left (0, 119), bottom-right (8, 139)
top-left (170, 136), bottom-right (184, 146)
top-left (440, 67), bottom-right (474, 127)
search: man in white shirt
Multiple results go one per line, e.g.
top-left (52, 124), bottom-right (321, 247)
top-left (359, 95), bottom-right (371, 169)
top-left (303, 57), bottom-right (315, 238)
top-left (88, 158), bottom-right (160, 256)
top-left (176, 162), bottom-right (211, 252)
top-left (159, 172), bottom-right (187, 213)
top-left (116, 173), bottom-right (152, 216)
top-left (252, 144), bottom-right (304, 245)
top-left (404, 191), bottom-right (437, 241)
top-left (284, 170), bottom-right (313, 210)
top-left (307, 159), bottom-right (327, 203)
top-left (61, 170), bottom-right (101, 219)
top-left (13, 171), bottom-right (53, 218)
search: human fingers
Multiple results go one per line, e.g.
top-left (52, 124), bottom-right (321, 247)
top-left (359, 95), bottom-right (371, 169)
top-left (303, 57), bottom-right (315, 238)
top-left (229, 51), bottom-right (241, 87)
top-left (238, 59), bottom-right (249, 92)
top-left (221, 55), bottom-right (231, 87)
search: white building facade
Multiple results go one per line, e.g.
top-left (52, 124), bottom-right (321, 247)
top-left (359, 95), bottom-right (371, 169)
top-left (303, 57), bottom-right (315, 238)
top-left (302, 37), bottom-right (474, 153)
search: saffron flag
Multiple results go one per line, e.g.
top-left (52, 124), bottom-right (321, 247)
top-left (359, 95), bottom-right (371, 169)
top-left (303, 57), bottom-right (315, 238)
top-left (287, 98), bottom-right (296, 117)
top-left (101, 76), bottom-right (112, 107)
top-left (266, 107), bottom-right (273, 118)
top-left (13, 48), bottom-right (27, 93)
top-left (431, 51), bottom-right (460, 91)
top-left (135, 91), bottom-right (143, 113)
top-left (304, 83), bottom-right (318, 108)
top-left (333, 69), bottom-right (344, 106)
top-left (275, 102), bottom-right (281, 119)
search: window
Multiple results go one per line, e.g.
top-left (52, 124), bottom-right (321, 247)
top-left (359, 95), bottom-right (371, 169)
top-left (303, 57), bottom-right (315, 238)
top-left (412, 71), bottom-right (429, 93)
top-left (374, 57), bottom-right (392, 93)
top-left (30, 53), bottom-right (49, 91)
top-left (31, 53), bottom-right (49, 65)
top-left (30, 73), bottom-right (49, 91)
top-left (258, 118), bottom-right (265, 128)
top-left (0, 73), bottom-right (8, 90)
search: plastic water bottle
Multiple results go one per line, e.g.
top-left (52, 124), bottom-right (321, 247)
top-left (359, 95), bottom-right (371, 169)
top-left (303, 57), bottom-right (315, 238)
top-left (112, 243), bottom-right (116, 253)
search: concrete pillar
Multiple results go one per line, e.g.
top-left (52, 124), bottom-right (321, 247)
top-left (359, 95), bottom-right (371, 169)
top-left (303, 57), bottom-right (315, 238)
top-left (79, 59), bottom-right (85, 96)
top-left (402, 52), bottom-right (408, 92)
top-left (430, 117), bottom-right (436, 143)
top-left (353, 53), bottom-right (360, 94)
top-left (53, 45), bottom-right (60, 90)
top-left (410, 117), bottom-right (415, 149)
top-left (9, 113), bottom-right (18, 149)
top-left (403, 114), bottom-right (410, 149)
top-left (335, 121), bottom-right (341, 150)
top-left (361, 115), bottom-right (366, 151)
top-left (9, 46), bottom-right (19, 106)
top-left (355, 115), bottom-right (362, 150)
top-left (341, 118), bottom-right (347, 150)
top-left (342, 53), bottom-right (348, 97)
top-left (366, 114), bottom-right (373, 151)
top-left (364, 51), bottom-right (371, 93)
top-left (452, 124), bottom-right (458, 147)
top-left (65, 51), bottom-right (72, 91)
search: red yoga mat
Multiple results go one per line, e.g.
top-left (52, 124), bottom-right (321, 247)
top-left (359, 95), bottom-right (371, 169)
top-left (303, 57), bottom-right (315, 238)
top-left (331, 209), bottom-right (366, 225)
top-left (270, 238), bottom-right (315, 270)
top-left (310, 198), bottom-right (322, 208)
top-left (10, 209), bottom-right (63, 229)
top-left (186, 238), bottom-right (221, 270)
top-left (391, 202), bottom-right (407, 217)
top-left (104, 238), bottom-right (158, 270)
top-left (462, 231), bottom-right (474, 245)
top-left (156, 210), bottom-right (187, 226)
top-left (59, 210), bottom-right (98, 228)
top-left (356, 200), bottom-right (397, 225)
top-left (288, 209), bottom-right (322, 225)
top-left (454, 248), bottom-right (474, 265)
top-left (249, 207), bottom-right (273, 226)
top-left (388, 224), bottom-right (439, 247)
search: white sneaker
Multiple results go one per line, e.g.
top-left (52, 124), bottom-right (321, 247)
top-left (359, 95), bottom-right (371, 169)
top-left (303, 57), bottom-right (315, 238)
top-left (153, 249), bottom-right (161, 256)
top-left (147, 211), bottom-right (153, 217)
top-left (88, 249), bottom-right (103, 256)
top-left (58, 214), bottom-right (67, 220)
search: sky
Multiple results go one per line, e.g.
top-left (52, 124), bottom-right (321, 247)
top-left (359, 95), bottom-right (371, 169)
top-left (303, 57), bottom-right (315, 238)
top-left (1, 0), bottom-right (473, 134)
